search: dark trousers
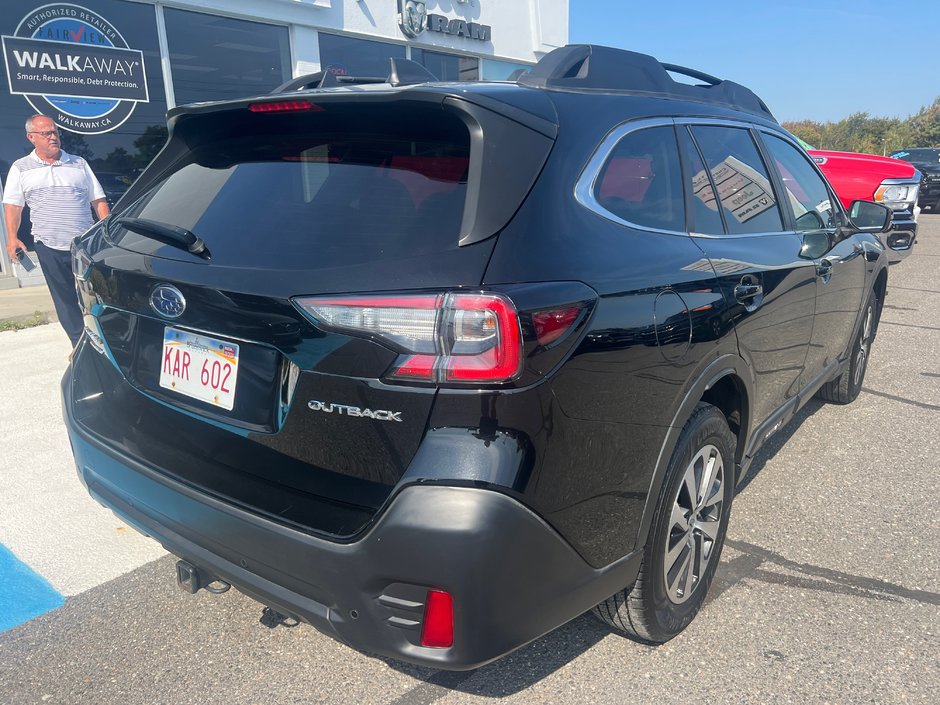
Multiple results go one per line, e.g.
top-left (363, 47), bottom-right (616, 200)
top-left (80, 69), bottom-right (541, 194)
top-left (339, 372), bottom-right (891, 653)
top-left (34, 241), bottom-right (83, 347)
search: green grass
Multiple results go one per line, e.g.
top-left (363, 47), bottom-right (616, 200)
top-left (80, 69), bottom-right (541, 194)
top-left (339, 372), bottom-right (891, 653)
top-left (0, 310), bottom-right (49, 332)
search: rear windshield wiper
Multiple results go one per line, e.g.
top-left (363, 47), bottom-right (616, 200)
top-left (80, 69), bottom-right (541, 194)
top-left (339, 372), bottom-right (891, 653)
top-left (111, 217), bottom-right (210, 258)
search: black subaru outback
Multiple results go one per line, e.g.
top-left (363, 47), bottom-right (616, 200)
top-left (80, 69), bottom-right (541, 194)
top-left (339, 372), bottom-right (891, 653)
top-left (64, 45), bottom-right (892, 670)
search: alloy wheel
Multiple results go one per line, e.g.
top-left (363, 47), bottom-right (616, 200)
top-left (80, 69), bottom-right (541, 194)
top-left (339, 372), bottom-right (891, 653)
top-left (663, 444), bottom-right (725, 604)
top-left (853, 303), bottom-right (874, 387)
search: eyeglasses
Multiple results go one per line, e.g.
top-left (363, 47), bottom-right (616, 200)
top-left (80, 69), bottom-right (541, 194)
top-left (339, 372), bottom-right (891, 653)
top-left (28, 130), bottom-right (59, 138)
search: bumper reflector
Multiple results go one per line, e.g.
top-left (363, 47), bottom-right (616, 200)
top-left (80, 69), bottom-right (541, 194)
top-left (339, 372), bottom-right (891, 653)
top-left (421, 589), bottom-right (454, 648)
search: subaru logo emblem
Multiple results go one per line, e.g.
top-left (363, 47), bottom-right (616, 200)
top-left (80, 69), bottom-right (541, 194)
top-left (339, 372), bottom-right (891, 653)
top-left (150, 285), bottom-right (186, 319)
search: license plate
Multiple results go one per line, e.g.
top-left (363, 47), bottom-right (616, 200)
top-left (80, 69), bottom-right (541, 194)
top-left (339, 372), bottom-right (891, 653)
top-left (159, 328), bottom-right (239, 411)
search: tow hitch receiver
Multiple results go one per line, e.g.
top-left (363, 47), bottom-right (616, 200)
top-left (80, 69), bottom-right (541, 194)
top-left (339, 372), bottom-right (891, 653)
top-left (176, 560), bottom-right (202, 593)
top-left (176, 559), bottom-right (231, 595)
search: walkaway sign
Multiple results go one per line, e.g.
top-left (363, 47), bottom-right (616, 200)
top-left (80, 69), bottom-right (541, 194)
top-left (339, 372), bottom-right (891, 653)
top-left (3, 36), bottom-right (147, 101)
top-left (2, 4), bottom-right (149, 135)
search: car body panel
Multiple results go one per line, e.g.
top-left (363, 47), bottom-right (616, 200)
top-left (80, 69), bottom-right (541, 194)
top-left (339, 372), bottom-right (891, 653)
top-left (64, 46), bottom-right (891, 669)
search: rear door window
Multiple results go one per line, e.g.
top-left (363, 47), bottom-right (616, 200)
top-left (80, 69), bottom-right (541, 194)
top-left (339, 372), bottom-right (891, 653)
top-left (592, 125), bottom-right (685, 232)
top-left (116, 108), bottom-right (470, 269)
top-left (690, 126), bottom-right (784, 235)
top-left (677, 127), bottom-right (725, 235)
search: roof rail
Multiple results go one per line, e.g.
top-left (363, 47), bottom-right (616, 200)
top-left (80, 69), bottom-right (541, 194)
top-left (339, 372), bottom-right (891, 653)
top-left (518, 45), bottom-right (773, 119)
top-left (272, 58), bottom-right (439, 94)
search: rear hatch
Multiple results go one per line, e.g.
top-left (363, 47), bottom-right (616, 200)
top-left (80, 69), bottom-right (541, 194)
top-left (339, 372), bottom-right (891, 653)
top-left (74, 88), bottom-right (556, 538)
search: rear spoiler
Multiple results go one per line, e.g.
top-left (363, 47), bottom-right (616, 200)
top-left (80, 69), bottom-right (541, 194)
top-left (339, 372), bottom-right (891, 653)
top-left (273, 57), bottom-right (439, 91)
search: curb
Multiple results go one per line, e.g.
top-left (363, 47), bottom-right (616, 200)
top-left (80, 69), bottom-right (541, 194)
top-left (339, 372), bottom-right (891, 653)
top-left (0, 311), bottom-right (54, 331)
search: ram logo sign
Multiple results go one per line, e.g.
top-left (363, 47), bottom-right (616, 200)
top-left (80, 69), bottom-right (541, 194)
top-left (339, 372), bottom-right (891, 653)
top-left (397, 1), bottom-right (491, 42)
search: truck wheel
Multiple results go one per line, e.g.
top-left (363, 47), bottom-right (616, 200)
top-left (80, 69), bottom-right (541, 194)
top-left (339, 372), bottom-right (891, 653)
top-left (593, 402), bottom-right (734, 643)
top-left (816, 289), bottom-right (877, 405)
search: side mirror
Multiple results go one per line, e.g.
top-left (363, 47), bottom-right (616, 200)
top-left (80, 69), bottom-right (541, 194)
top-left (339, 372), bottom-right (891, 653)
top-left (800, 230), bottom-right (831, 260)
top-left (849, 200), bottom-right (892, 233)
top-left (795, 210), bottom-right (825, 231)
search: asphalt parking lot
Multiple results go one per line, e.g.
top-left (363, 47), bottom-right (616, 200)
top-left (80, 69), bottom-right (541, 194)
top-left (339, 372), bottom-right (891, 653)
top-left (1, 218), bottom-right (938, 705)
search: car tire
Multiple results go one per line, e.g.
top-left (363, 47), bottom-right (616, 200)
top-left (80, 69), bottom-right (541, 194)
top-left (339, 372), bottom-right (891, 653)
top-left (593, 402), bottom-right (735, 643)
top-left (816, 289), bottom-right (878, 405)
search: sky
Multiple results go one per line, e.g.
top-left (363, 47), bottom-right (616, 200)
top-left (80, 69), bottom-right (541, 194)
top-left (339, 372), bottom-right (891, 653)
top-left (569, 0), bottom-right (939, 124)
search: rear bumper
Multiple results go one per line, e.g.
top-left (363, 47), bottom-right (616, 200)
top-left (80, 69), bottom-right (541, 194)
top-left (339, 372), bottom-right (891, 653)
top-left (63, 347), bottom-right (640, 670)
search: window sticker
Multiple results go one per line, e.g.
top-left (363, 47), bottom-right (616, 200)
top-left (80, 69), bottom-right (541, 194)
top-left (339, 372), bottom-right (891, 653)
top-left (693, 156), bottom-right (776, 223)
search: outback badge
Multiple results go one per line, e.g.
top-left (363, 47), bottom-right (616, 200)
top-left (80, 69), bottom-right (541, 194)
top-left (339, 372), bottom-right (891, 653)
top-left (308, 400), bottom-right (403, 422)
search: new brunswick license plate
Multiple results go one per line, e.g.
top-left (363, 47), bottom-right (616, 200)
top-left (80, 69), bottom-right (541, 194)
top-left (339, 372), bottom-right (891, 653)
top-left (159, 328), bottom-right (239, 411)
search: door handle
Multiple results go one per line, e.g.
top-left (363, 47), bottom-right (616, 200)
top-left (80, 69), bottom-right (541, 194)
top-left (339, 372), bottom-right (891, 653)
top-left (816, 258), bottom-right (833, 282)
top-left (734, 283), bottom-right (763, 301)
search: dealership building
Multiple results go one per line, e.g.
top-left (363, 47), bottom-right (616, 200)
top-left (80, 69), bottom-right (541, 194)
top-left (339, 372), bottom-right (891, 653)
top-left (0, 0), bottom-right (568, 287)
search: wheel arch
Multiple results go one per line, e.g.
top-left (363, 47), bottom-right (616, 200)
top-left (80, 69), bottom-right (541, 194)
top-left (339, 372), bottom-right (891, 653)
top-left (873, 265), bottom-right (888, 330)
top-left (632, 354), bottom-right (753, 552)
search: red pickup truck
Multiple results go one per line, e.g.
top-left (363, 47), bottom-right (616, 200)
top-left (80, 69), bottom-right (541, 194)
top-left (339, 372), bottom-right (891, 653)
top-left (807, 148), bottom-right (920, 262)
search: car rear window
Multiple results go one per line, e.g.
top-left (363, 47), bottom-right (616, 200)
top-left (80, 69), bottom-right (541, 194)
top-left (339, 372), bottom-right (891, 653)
top-left (115, 111), bottom-right (470, 269)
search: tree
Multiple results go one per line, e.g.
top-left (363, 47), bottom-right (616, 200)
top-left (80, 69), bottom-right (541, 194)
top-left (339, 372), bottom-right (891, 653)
top-left (908, 98), bottom-right (940, 147)
top-left (785, 120), bottom-right (823, 148)
top-left (783, 97), bottom-right (940, 154)
top-left (132, 125), bottom-right (169, 170)
top-left (58, 130), bottom-right (92, 159)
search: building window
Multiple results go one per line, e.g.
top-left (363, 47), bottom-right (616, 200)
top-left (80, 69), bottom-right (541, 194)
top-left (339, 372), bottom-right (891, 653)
top-left (481, 59), bottom-right (532, 81)
top-left (318, 34), bottom-right (405, 78)
top-left (0, 0), bottom-right (169, 250)
top-left (164, 8), bottom-right (291, 106)
top-left (411, 49), bottom-right (479, 81)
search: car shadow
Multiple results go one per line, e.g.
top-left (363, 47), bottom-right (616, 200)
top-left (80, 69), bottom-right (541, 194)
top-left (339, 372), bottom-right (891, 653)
top-left (380, 611), bottom-right (615, 697)
top-left (382, 398), bottom-right (829, 696)
top-left (735, 396), bottom-right (826, 495)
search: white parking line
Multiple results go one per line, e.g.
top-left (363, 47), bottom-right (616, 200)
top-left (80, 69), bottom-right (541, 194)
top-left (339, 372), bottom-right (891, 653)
top-left (0, 326), bottom-right (166, 601)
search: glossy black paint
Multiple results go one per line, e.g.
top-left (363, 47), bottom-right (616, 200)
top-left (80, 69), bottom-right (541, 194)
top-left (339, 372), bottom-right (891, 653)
top-left (691, 232), bottom-right (816, 427)
top-left (64, 64), bottom-right (890, 668)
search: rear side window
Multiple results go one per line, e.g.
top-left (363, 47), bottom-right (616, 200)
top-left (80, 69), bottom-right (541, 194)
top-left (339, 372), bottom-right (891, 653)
top-left (690, 126), bottom-right (783, 235)
top-left (118, 107), bottom-right (470, 269)
top-left (592, 126), bottom-right (684, 232)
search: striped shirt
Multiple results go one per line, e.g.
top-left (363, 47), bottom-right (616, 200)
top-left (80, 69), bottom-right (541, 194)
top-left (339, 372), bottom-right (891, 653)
top-left (2, 149), bottom-right (106, 250)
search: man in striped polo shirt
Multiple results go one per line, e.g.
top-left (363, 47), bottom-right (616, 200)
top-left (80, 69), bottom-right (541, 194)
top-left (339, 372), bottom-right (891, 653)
top-left (3, 115), bottom-right (110, 347)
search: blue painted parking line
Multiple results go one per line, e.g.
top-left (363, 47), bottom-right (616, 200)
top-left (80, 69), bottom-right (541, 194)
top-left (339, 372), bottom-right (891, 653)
top-left (0, 543), bottom-right (65, 633)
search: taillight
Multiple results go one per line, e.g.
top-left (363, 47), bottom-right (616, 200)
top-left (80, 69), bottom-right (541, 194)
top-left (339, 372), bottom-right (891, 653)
top-left (294, 292), bottom-right (523, 384)
top-left (443, 294), bottom-right (521, 382)
top-left (532, 306), bottom-right (582, 346)
top-left (70, 240), bottom-right (91, 282)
